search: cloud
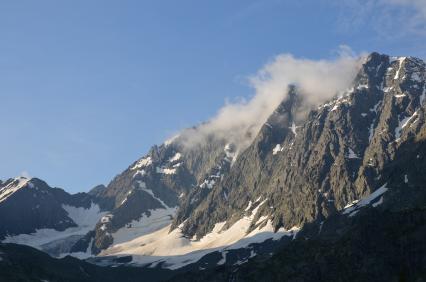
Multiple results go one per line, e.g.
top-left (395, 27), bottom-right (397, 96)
top-left (334, 0), bottom-right (377, 33)
top-left (335, 0), bottom-right (426, 37)
top-left (388, 0), bottom-right (426, 18)
top-left (20, 171), bottom-right (31, 179)
top-left (387, 0), bottom-right (426, 34)
top-left (178, 46), bottom-right (364, 150)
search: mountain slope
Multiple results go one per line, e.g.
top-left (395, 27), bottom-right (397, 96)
top-left (89, 132), bottom-right (235, 253)
top-left (0, 177), bottom-right (108, 257)
top-left (170, 133), bottom-right (426, 281)
top-left (171, 204), bottom-right (426, 281)
top-left (89, 52), bottom-right (426, 270)
top-left (0, 243), bottom-right (179, 282)
top-left (176, 52), bottom-right (426, 240)
top-left (1, 52), bottom-right (425, 278)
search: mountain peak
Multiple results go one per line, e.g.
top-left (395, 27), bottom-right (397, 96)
top-left (0, 177), bottom-right (32, 204)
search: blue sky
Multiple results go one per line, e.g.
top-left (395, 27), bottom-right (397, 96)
top-left (1, 0), bottom-right (425, 193)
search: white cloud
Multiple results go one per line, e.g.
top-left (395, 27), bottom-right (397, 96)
top-left (20, 171), bottom-right (31, 179)
top-left (178, 46), bottom-right (364, 150)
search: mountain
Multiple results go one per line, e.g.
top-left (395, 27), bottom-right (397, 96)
top-left (88, 131), bottom-right (233, 254)
top-left (0, 177), bottom-right (108, 258)
top-left (94, 52), bottom-right (426, 270)
top-left (174, 53), bottom-right (426, 241)
top-left (0, 243), bottom-right (178, 282)
top-left (171, 181), bottom-right (426, 281)
top-left (171, 112), bottom-right (426, 280)
top-left (1, 52), bottom-right (425, 281)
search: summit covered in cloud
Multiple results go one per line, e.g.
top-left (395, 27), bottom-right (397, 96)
top-left (177, 46), bottom-right (364, 150)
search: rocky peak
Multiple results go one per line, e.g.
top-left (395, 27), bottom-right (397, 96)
top-left (174, 52), bottom-right (426, 241)
top-left (255, 84), bottom-right (303, 159)
top-left (356, 52), bottom-right (389, 84)
top-left (0, 177), bottom-right (32, 204)
top-left (0, 176), bottom-right (101, 244)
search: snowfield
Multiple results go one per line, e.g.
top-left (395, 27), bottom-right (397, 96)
top-left (2, 202), bottom-right (107, 257)
top-left (112, 207), bottom-right (177, 245)
top-left (99, 201), bottom-right (299, 269)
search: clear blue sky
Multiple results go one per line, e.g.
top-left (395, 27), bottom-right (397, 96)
top-left (1, 0), bottom-right (425, 193)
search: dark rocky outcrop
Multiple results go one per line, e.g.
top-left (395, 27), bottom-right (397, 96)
top-left (0, 177), bottom-right (99, 240)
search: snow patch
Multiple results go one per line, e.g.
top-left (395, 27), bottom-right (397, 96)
top-left (245, 201), bottom-right (252, 212)
top-left (357, 84), bottom-right (368, 90)
top-left (112, 207), bottom-right (177, 245)
top-left (394, 57), bottom-right (406, 80)
top-left (369, 101), bottom-right (381, 113)
top-left (131, 157), bottom-right (152, 170)
top-left (383, 86), bottom-right (393, 93)
top-left (420, 86), bottom-right (426, 105)
top-left (169, 153), bottom-right (182, 162)
top-left (3, 203), bottom-right (106, 257)
top-left (343, 183), bottom-right (388, 216)
top-left (395, 112), bottom-right (418, 141)
top-left (0, 177), bottom-right (30, 204)
top-left (272, 144), bottom-right (283, 155)
top-left (372, 197), bottom-right (383, 208)
top-left (138, 182), bottom-right (170, 209)
top-left (346, 148), bottom-right (360, 159)
top-left (156, 167), bottom-right (177, 175)
top-left (100, 201), bottom-right (298, 270)
top-left (331, 104), bottom-right (339, 112)
top-left (65, 238), bottom-right (94, 260)
top-left (200, 179), bottom-right (216, 189)
top-left (367, 101), bottom-right (382, 142)
top-left (290, 122), bottom-right (298, 136)
top-left (255, 215), bottom-right (269, 226)
top-left (63, 203), bottom-right (105, 227)
top-left (217, 251), bottom-right (228, 265)
top-left (120, 191), bottom-right (133, 206)
top-left (368, 121), bottom-right (375, 142)
top-left (132, 169), bottom-right (146, 178)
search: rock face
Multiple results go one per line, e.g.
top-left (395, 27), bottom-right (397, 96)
top-left (175, 53), bottom-right (426, 241)
top-left (170, 128), bottom-right (426, 281)
top-left (0, 177), bottom-right (96, 239)
top-left (90, 131), bottom-right (233, 253)
top-left (171, 199), bottom-right (426, 282)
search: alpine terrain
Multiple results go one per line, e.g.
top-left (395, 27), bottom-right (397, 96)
top-left (1, 52), bottom-right (426, 281)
